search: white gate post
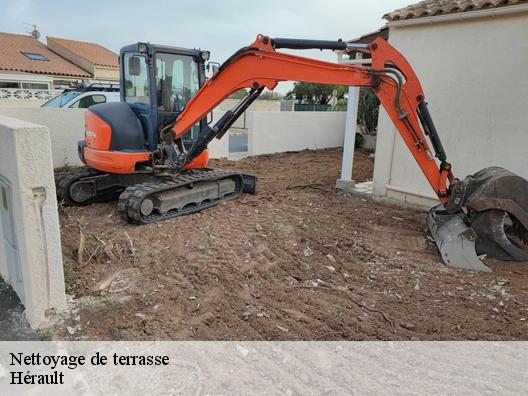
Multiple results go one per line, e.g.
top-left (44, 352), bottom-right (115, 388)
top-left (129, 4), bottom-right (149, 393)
top-left (0, 116), bottom-right (66, 328)
top-left (336, 53), bottom-right (361, 192)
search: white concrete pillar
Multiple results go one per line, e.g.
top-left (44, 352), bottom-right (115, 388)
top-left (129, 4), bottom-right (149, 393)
top-left (336, 71), bottom-right (360, 191)
top-left (0, 116), bottom-right (66, 328)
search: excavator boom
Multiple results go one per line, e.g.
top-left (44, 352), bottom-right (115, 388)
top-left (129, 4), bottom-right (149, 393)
top-left (172, 35), bottom-right (453, 201)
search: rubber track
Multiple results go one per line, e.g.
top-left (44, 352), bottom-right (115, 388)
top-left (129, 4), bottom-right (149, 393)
top-left (118, 169), bottom-right (244, 224)
top-left (56, 167), bottom-right (100, 206)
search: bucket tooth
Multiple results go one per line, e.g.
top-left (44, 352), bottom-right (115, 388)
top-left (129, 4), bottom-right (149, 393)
top-left (462, 166), bottom-right (528, 262)
top-left (427, 205), bottom-right (491, 272)
top-left (471, 209), bottom-right (528, 262)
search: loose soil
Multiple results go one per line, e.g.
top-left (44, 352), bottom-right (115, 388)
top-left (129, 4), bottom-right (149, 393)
top-left (55, 149), bottom-right (528, 340)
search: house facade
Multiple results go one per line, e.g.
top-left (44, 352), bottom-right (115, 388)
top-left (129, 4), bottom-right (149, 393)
top-left (46, 36), bottom-right (119, 82)
top-left (0, 32), bottom-right (119, 107)
top-left (372, 0), bottom-right (528, 207)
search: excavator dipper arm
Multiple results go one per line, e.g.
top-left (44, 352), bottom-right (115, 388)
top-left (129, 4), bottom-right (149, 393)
top-left (172, 34), bottom-right (453, 201)
top-left (169, 34), bottom-right (528, 271)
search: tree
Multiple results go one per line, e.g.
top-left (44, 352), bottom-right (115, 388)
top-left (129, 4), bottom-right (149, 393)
top-left (357, 88), bottom-right (380, 134)
top-left (335, 98), bottom-right (347, 111)
top-left (259, 90), bottom-right (283, 100)
top-left (286, 82), bottom-right (346, 104)
top-left (329, 88), bottom-right (380, 134)
top-left (229, 88), bottom-right (248, 99)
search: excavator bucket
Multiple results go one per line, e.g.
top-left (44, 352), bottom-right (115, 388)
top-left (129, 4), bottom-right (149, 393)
top-left (427, 207), bottom-right (491, 272)
top-left (427, 167), bottom-right (528, 272)
top-left (465, 167), bottom-right (528, 261)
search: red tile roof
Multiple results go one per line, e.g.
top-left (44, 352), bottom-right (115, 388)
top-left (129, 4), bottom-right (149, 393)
top-left (384, 0), bottom-right (528, 21)
top-left (47, 36), bottom-right (118, 68)
top-left (0, 32), bottom-right (91, 77)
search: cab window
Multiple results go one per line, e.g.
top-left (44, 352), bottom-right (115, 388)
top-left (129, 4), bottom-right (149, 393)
top-left (124, 53), bottom-right (150, 105)
top-left (155, 53), bottom-right (199, 113)
top-left (155, 52), bottom-right (200, 146)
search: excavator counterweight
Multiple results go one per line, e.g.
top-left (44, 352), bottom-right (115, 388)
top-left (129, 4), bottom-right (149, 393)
top-left (56, 34), bottom-right (528, 272)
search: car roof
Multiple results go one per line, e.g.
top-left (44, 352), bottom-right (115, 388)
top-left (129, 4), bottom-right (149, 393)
top-left (73, 91), bottom-right (119, 97)
top-left (63, 83), bottom-right (120, 93)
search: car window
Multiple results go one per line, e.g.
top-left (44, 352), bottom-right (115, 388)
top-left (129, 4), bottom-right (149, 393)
top-left (42, 91), bottom-right (81, 108)
top-left (69, 94), bottom-right (107, 109)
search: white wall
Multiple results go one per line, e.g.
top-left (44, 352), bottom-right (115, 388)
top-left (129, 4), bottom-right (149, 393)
top-left (373, 12), bottom-right (528, 207)
top-left (0, 108), bottom-right (231, 166)
top-left (217, 98), bottom-right (281, 112)
top-left (215, 99), bottom-right (281, 129)
top-left (208, 110), bottom-right (230, 159)
top-left (0, 116), bottom-right (66, 327)
top-left (248, 112), bottom-right (346, 156)
top-left (0, 108), bottom-right (86, 167)
top-left (0, 108), bottom-right (346, 166)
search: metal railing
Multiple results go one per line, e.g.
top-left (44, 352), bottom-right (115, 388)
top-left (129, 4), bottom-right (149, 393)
top-left (0, 88), bottom-right (63, 101)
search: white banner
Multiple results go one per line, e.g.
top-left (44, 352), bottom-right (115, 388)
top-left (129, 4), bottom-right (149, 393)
top-left (0, 342), bottom-right (526, 395)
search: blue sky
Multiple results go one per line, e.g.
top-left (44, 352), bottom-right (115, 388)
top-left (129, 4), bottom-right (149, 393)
top-left (2, 0), bottom-right (412, 92)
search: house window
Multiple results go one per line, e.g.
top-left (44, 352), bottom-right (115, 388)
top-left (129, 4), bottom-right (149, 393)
top-left (21, 82), bottom-right (50, 90)
top-left (52, 80), bottom-right (75, 89)
top-left (0, 81), bottom-right (20, 88)
top-left (20, 52), bottom-right (49, 61)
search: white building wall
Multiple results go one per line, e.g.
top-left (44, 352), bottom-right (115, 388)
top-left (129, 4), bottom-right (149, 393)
top-left (0, 73), bottom-right (58, 108)
top-left (373, 12), bottom-right (528, 207)
top-left (0, 116), bottom-right (66, 327)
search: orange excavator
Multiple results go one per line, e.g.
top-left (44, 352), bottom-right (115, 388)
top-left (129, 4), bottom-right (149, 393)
top-left (57, 34), bottom-right (528, 272)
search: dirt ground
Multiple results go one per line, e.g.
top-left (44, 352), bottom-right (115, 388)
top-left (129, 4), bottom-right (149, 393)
top-left (54, 148), bottom-right (528, 340)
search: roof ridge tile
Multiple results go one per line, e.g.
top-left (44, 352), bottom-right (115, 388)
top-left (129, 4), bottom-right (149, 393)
top-left (384, 0), bottom-right (527, 21)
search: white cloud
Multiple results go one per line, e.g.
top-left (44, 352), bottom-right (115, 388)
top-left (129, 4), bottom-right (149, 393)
top-left (0, 0), bottom-right (411, 93)
top-left (6, 0), bottom-right (34, 26)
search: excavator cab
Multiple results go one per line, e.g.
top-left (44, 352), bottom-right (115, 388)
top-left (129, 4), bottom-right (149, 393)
top-left (119, 42), bottom-right (207, 150)
top-left (66, 41), bottom-right (250, 222)
top-left (77, 42), bottom-right (210, 174)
